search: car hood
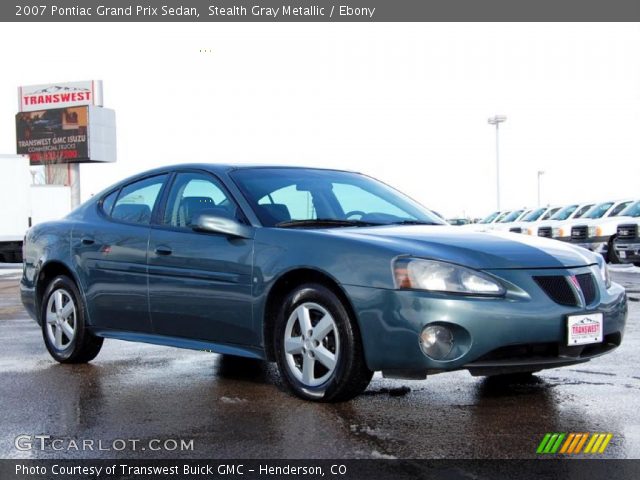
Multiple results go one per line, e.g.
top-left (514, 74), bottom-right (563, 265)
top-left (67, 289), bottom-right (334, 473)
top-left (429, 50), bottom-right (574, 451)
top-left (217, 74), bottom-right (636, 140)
top-left (572, 215), bottom-right (633, 227)
top-left (325, 225), bottom-right (598, 270)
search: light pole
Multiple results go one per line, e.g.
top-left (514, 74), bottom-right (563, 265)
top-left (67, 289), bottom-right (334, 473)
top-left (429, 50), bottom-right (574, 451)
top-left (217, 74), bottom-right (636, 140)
top-left (537, 170), bottom-right (545, 207)
top-left (487, 115), bottom-right (507, 211)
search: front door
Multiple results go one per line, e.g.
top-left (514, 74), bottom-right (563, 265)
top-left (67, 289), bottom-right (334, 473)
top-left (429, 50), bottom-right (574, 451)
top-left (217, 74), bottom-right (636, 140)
top-left (147, 171), bottom-right (255, 346)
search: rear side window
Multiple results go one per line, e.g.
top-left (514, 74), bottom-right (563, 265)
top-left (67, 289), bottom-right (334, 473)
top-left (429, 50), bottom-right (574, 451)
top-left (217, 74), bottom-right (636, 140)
top-left (111, 175), bottom-right (167, 225)
top-left (101, 190), bottom-right (118, 216)
top-left (541, 207), bottom-right (560, 220)
top-left (609, 201), bottom-right (632, 217)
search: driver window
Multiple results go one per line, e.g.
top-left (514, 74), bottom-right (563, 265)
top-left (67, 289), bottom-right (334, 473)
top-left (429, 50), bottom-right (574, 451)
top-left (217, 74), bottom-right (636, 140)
top-left (163, 172), bottom-right (237, 229)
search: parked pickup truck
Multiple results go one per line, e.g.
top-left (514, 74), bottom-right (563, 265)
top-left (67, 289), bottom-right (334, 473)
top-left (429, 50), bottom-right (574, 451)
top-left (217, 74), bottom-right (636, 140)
top-left (570, 199), bottom-right (636, 263)
top-left (507, 205), bottom-right (561, 235)
top-left (613, 200), bottom-right (640, 266)
top-left (536, 202), bottom-right (595, 242)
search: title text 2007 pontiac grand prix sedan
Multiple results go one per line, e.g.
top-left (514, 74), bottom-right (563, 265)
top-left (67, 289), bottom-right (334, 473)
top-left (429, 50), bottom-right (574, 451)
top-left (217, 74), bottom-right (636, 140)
top-left (21, 165), bottom-right (627, 401)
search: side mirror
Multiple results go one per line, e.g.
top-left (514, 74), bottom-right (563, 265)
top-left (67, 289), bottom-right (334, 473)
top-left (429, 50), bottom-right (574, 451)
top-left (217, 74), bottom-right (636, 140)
top-left (191, 214), bottom-right (253, 239)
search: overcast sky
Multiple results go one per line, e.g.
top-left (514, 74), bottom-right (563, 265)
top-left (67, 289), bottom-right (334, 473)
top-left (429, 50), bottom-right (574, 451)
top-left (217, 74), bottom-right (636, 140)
top-left (0, 23), bottom-right (638, 218)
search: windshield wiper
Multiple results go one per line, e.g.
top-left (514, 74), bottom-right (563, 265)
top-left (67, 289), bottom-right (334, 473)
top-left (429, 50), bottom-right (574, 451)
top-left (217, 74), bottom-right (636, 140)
top-left (388, 220), bottom-right (442, 226)
top-left (275, 219), bottom-right (381, 228)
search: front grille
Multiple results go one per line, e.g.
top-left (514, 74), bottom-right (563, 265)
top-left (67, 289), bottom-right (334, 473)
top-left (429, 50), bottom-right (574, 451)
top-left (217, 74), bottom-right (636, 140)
top-left (534, 273), bottom-right (598, 306)
top-left (617, 223), bottom-right (638, 240)
top-left (510, 227), bottom-right (522, 233)
top-left (571, 225), bottom-right (588, 240)
top-left (575, 273), bottom-right (597, 305)
top-left (534, 275), bottom-right (578, 306)
top-left (538, 227), bottom-right (552, 238)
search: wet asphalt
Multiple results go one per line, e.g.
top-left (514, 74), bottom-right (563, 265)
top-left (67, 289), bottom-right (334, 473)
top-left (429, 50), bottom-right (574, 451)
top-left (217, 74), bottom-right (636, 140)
top-left (0, 264), bottom-right (639, 460)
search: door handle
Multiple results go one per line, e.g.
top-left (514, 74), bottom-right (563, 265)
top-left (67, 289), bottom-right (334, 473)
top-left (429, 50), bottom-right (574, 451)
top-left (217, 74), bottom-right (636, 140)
top-left (154, 247), bottom-right (173, 256)
top-left (81, 237), bottom-right (95, 245)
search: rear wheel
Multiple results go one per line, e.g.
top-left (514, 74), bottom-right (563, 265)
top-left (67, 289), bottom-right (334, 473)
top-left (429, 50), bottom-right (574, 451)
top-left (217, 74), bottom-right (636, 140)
top-left (41, 275), bottom-right (103, 363)
top-left (274, 284), bottom-right (373, 402)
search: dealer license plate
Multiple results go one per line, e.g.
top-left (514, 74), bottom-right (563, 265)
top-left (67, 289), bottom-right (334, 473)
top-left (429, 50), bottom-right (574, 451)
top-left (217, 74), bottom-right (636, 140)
top-left (567, 313), bottom-right (603, 346)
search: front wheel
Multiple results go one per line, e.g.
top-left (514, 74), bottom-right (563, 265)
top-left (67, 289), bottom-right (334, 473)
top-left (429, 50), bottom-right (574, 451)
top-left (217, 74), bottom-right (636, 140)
top-left (274, 284), bottom-right (373, 402)
top-left (41, 275), bottom-right (103, 363)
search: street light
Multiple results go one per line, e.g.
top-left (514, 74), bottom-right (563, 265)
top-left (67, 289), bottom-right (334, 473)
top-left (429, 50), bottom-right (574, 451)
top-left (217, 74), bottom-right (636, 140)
top-left (488, 115), bottom-right (507, 210)
top-left (537, 170), bottom-right (545, 207)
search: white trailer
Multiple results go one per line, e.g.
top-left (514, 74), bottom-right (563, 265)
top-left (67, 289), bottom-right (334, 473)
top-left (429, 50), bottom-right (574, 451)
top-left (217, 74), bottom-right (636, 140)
top-left (0, 155), bottom-right (72, 263)
top-left (0, 155), bottom-right (31, 262)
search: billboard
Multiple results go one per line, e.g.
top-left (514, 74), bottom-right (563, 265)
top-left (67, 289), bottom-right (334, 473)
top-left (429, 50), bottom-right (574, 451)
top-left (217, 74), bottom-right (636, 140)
top-left (18, 80), bottom-right (103, 112)
top-left (15, 106), bottom-right (116, 164)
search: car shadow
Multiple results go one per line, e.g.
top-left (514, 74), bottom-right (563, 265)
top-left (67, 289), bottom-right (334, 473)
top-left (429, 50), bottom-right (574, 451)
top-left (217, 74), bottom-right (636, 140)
top-left (213, 354), bottom-right (276, 384)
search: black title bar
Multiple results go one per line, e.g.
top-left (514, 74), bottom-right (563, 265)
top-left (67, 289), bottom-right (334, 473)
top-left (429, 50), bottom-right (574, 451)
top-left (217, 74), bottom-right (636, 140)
top-left (4, 0), bottom-right (640, 22)
top-left (3, 459), bottom-right (640, 480)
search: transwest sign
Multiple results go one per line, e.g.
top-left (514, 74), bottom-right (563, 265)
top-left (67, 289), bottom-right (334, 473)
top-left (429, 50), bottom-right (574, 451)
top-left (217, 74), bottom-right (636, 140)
top-left (15, 80), bottom-right (115, 164)
top-left (18, 80), bottom-right (103, 112)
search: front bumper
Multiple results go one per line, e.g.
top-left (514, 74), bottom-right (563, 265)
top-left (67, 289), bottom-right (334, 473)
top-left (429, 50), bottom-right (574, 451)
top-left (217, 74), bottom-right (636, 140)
top-left (571, 236), bottom-right (609, 255)
top-left (345, 265), bottom-right (627, 375)
top-left (614, 240), bottom-right (640, 263)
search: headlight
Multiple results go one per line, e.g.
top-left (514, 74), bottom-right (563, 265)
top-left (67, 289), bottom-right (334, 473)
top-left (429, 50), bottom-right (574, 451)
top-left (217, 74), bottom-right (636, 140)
top-left (552, 227), bottom-right (564, 238)
top-left (588, 226), bottom-right (603, 238)
top-left (393, 258), bottom-right (505, 296)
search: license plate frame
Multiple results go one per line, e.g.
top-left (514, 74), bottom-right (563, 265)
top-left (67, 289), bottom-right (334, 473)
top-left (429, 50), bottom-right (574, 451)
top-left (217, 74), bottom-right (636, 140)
top-left (567, 313), bottom-right (603, 346)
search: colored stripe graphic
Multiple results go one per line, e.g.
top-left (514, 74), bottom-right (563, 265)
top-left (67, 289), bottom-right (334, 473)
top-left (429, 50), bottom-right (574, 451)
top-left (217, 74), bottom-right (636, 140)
top-left (574, 433), bottom-right (589, 453)
top-left (537, 433), bottom-right (612, 454)
top-left (598, 434), bottom-right (613, 453)
top-left (559, 433), bottom-right (575, 454)
top-left (584, 433), bottom-right (599, 453)
top-left (536, 433), bottom-right (552, 454)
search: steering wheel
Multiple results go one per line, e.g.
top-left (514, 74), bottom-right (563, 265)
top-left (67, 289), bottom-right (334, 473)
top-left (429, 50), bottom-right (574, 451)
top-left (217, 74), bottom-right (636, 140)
top-left (345, 210), bottom-right (366, 220)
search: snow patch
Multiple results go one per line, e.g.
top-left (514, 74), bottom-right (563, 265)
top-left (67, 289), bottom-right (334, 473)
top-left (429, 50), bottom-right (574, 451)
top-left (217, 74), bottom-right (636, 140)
top-left (220, 396), bottom-right (247, 404)
top-left (370, 450), bottom-right (397, 459)
top-left (609, 264), bottom-right (640, 273)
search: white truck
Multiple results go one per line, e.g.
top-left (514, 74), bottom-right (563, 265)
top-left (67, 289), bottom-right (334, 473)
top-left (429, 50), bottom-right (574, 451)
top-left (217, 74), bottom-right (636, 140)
top-left (569, 199), bottom-right (636, 262)
top-left (0, 154), bottom-right (71, 263)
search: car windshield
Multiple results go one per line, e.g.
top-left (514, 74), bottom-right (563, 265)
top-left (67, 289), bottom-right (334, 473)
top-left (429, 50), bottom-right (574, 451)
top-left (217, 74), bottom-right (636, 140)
top-left (478, 211), bottom-right (500, 224)
top-left (620, 201), bottom-right (640, 218)
top-left (498, 209), bottom-right (525, 223)
top-left (550, 204), bottom-right (578, 221)
top-left (583, 202), bottom-right (614, 219)
top-left (230, 168), bottom-right (446, 228)
top-left (521, 207), bottom-right (546, 222)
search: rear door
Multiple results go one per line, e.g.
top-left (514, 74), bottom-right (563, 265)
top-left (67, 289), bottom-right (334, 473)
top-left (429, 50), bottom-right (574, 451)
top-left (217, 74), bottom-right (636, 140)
top-left (147, 171), bottom-right (255, 345)
top-left (74, 174), bottom-right (168, 332)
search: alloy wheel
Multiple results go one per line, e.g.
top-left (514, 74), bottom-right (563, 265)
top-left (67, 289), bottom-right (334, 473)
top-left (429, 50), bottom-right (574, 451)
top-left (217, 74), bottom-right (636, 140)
top-left (45, 289), bottom-right (77, 350)
top-left (283, 302), bottom-right (340, 387)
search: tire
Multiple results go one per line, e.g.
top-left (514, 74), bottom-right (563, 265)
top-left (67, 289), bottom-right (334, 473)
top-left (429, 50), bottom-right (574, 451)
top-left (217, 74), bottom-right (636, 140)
top-left (40, 275), bottom-right (103, 363)
top-left (608, 237), bottom-right (621, 264)
top-left (634, 262), bottom-right (640, 268)
top-left (274, 283), bottom-right (373, 402)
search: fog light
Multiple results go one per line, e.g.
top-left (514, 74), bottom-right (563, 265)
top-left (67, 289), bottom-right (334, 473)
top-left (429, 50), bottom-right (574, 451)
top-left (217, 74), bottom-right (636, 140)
top-left (420, 325), bottom-right (454, 360)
